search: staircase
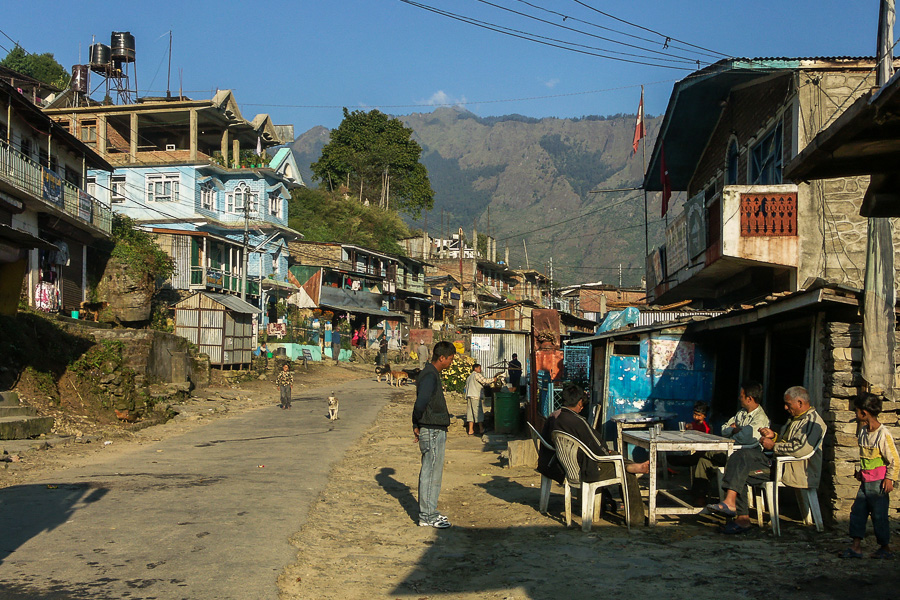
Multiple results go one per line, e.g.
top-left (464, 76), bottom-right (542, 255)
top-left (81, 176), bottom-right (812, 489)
top-left (0, 392), bottom-right (54, 440)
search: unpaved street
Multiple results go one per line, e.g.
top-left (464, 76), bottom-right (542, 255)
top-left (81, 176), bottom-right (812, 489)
top-left (0, 368), bottom-right (392, 600)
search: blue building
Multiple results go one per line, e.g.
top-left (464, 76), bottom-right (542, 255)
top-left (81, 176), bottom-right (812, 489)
top-left (45, 91), bottom-right (303, 312)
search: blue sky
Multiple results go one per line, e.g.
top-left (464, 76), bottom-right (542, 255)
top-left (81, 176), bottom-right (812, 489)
top-left (3, 1), bottom-right (881, 135)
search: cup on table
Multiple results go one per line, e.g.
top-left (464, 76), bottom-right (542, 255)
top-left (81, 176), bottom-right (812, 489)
top-left (678, 421), bottom-right (686, 432)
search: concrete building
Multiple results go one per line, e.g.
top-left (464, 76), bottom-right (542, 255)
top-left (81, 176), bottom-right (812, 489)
top-left (643, 57), bottom-right (897, 307)
top-left (0, 80), bottom-right (112, 315)
top-left (43, 90), bottom-right (302, 313)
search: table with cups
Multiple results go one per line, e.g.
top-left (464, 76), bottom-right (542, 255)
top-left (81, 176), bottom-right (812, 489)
top-left (621, 427), bottom-right (735, 525)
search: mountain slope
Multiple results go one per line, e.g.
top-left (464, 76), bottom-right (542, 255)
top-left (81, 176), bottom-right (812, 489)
top-left (290, 108), bottom-right (664, 286)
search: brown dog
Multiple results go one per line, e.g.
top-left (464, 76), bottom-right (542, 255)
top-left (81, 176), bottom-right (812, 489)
top-left (389, 371), bottom-right (409, 387)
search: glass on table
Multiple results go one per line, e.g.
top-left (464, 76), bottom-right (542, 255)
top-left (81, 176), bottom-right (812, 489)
top-left (678, 421), bottom-right (686, 432)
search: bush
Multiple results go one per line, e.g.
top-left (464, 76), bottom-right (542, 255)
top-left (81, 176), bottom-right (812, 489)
top-left (442, 354), bottom-right (475, 394)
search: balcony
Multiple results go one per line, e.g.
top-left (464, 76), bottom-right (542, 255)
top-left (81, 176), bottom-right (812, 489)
top-left (0, 141), bottom-right (112, 235)
top-left (647, 184), bottom-right (799, 305)
top-left (190, 266), bottom-right (260, 296)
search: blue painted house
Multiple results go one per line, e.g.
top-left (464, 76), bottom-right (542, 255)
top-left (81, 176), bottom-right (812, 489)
top-left (45, 91), bottom-right (303, 310)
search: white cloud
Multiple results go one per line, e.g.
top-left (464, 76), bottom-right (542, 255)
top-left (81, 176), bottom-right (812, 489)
top-left (420, 90), bottom-right (467, 108)
top-left (544, 78), bottom-right (560, 89)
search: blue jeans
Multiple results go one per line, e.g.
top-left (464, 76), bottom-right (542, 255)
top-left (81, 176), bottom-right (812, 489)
top-left (418, 427), bottom-right (447, 523)
top-left (849, 480), bottom-right (891, 546)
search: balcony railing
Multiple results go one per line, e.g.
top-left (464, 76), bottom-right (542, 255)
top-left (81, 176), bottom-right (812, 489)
top-left (0, 140), bottom-right (112, 235)
top-left (190, 266), bottom-right (260, 296)
top-left (740, 192), bottom-right (797, 237)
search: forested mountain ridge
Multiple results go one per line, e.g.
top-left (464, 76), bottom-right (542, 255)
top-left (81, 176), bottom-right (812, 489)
top-left (290, 108), bottom-right (664, 286)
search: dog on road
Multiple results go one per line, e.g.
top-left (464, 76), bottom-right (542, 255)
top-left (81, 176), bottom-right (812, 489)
top-left (375, 364), bottom-right (391, 383)
top-left (327, 392), bottom-right (339, 420)
top-left (389, 370), bottom-right (409, 387)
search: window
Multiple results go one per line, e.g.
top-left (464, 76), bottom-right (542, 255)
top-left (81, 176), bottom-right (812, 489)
top-left (200, 181), bottom-right (215, 211)
top-left (64, 166), bottom-right (79, 186)
top-left (146, 173), bottom-right (180, 202)
top-left (111, 175), bottom-right (126, 202)
top-left (726, 139), bottom-right (739, 185)
top-left (226, 182), bottom-right (257, 214)
top-left (20, 137), bottom-right (32, 160)
top-left (86, 176), bottom-right (97, 198)
top-left (268, 191), bottom-right (281, 218)
top-left (750, 122), bottom-right (783, 185)
top-left (80, 120), bottom-right (97, 144)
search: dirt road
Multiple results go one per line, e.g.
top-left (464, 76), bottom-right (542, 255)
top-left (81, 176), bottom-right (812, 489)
top-left (277, 390), bottom-right (900, 600)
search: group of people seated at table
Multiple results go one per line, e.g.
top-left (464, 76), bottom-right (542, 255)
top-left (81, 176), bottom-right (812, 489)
top-left (536, 380), bottom-right (828, 534)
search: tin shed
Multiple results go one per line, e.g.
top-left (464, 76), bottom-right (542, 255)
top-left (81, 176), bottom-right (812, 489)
top-left (174, 292), bottom-right (256, 367)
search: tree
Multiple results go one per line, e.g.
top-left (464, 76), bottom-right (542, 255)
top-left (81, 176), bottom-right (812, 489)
top-left (1, 46), bottom-right (70, 89)
top-left (311, 108), bottom-right (434, 217)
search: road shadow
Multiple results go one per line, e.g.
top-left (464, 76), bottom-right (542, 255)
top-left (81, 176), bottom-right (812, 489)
top-left (375, 467), bottom-right (419, 524)
top-left (0, 483), bottom-right (108, 566)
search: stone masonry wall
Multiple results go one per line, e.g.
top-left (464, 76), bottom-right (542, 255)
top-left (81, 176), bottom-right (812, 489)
top-left (821, 321), bottom-right (900, 524)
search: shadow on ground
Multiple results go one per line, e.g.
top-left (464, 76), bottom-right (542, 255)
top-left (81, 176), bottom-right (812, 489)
top-left (0, 483), bottom-right (108, 565)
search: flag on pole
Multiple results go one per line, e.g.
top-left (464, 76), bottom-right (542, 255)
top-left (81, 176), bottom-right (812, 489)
top-left (256, 136), bottom-right (262, 156)
top-left (660, 144), bottom-right (672, 217)
top-left (632, 87), bottom-right (645, 154)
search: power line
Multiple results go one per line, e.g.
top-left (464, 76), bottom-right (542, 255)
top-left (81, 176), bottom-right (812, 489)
top-left (397, 0), bottom-right (696, 70)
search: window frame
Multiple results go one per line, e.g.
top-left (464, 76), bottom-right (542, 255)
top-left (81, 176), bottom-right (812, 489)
top-left (750, 121), bottom-right (783, 185)
top-left (226, 182), bottom-right (258, 215)
top-left (146, 173), bottom-right (180, 203)
top-left (111, 174), bottom-right (127, 203)
top-left (200, 181), bottom-right (216, 211)
top-left (268, 191), bottom-right (281, 218)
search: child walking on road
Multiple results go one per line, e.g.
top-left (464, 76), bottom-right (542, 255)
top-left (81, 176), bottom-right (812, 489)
top-left (841, 392), bottom-right (898, 559)
top-left (276, 363), bottom-right (293, 410)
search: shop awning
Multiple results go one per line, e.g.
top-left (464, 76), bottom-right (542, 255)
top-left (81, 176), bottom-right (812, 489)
top-left (0, 224), bottom-right (58, 251)
top-left (319, 303), bottom-right (407, 321)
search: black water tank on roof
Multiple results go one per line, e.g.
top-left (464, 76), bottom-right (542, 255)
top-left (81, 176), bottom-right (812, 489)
top-left (89, 44), bottom-right (110, 71)
top-left (71, 65), bottom-right (89, 92)
top-left (110, 31), bottom-right (135, 62)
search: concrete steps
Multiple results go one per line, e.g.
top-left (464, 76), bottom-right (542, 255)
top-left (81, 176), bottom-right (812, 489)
top-left (0, 391), bottom-right (54, 440)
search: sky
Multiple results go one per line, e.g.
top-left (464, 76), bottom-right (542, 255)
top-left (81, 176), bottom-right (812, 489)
top-left (2, 1), bottom-right (884, 135)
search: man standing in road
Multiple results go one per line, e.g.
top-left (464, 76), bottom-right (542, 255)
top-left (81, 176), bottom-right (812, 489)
top-left (332, 328), bottom-right (342, 365)
top-left (275, 363), bottom-right (293, 410)
top-left (507, 353), bottom-right (522, 390)
top-left (412, 340), bottom-right (457, 528)
top-left (417, 340), bottom-right (428, 370)
top-left (464, 363), bottom-right (496, 436)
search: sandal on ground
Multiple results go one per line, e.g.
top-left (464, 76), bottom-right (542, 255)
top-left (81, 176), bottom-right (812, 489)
top-left (839, 548), bottom-right (863, 559)
top-left (720, 522), bottom-right (751, 535)
top-left (872, 547), bottom-right (894, 559)
top-left (706, 501), bottom-right (737, 517)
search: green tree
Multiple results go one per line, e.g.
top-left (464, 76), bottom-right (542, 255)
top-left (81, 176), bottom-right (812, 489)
top-left (311, 108), bottom-right (434, 217)
top-left (1, 46), bottom-right (70, 89)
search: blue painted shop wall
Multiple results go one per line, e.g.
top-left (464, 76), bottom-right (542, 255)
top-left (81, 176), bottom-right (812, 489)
top-left (604, 334), bottom-right (714, 439)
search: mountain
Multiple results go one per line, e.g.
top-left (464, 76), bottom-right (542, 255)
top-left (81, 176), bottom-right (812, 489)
top-left (289, 108), bottom-right (665, 286)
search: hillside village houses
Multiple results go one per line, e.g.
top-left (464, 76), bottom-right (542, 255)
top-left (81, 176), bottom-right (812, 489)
top-left (0, 79), bottom-right (113, 316)
top-left (43, 89), bottom-right (302, 323)
top-left (570, 56), bottom-right (900, 524)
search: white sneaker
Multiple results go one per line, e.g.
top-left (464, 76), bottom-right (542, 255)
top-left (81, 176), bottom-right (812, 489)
top-left (419, 517), bottom-right (451, 529)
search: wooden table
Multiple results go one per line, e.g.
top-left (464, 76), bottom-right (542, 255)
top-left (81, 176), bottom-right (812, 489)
top-left (622, 430), bottom-right (735, 525)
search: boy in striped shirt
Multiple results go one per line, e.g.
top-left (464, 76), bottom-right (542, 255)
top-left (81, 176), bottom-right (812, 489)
top-left (842, 392), bottom-right (898, 559)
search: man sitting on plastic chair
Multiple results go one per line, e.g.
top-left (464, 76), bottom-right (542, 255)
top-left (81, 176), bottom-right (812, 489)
top-left (552, 384), bottom-right (648, 526)
top-left (708, 385), bottom-right (826, 534)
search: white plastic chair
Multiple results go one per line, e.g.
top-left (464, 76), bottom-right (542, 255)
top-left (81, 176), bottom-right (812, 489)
top-left (526, 421), bottom-right (555, 514)
top-left (761, 437), bottom-right (825, 536)
top-left (551, 430), bottom-right (631, 532)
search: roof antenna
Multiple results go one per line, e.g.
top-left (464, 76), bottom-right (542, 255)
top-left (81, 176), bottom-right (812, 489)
top-left (166, 30), bottom-right (172, 99)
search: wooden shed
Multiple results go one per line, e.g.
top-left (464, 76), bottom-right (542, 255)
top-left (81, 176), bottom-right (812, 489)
top-left (174, 292), bottom-right (256, 368)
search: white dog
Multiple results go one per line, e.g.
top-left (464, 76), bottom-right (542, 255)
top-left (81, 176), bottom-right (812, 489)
top-left (327, 392), bottom-right (339, 421)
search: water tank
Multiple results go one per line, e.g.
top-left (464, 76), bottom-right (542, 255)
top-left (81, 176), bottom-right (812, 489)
top-left (71, 65), bottom-right (89, 92)
top-left (89, 44), bottom-right (110, 71)
top-left (110, 31), bottom-right (135, 62)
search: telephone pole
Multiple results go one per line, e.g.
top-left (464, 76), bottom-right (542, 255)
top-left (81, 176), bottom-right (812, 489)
top-left (241, 195), bottom-right (250, 302)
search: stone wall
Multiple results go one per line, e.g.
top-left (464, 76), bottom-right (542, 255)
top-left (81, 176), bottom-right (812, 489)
top-left (88, 329), bottom-right (207, 389)
top-left (821, 321), bottom-right (900, 523)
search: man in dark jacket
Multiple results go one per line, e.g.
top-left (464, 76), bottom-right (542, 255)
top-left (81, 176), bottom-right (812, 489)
top-left (412, 341), bottom-right (457, 528)
top-left (552, 384), bottom-right (647, 526)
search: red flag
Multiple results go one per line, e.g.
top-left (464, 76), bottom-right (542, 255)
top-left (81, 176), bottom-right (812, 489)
top-left (660, 143), bottom-right (672, 217)
top-left (632, 87), bottom-right (645, 154)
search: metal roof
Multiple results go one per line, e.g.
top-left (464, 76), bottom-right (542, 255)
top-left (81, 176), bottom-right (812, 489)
top-left (319, 303), bottom-right (407, 321)
top-left (196, 292), bottom-right (259, 314)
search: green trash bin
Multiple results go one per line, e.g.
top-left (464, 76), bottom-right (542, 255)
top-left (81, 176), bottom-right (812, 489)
top-left (493, 390), bottom-right (520, 434)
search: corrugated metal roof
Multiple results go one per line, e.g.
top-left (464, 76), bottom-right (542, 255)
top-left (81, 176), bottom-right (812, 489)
top-left (198, 292), bottom-right (259, 314)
